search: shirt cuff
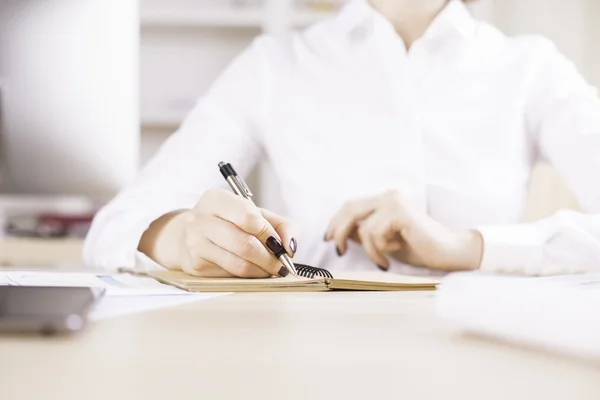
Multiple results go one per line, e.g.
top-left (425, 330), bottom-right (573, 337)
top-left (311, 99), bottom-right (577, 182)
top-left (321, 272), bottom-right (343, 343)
top-left (85, 207), bottom-right (178, 271)
top-left (477, 224), bottom-right (545, 275)
top-left (135, 250), bottom-right (167, 272)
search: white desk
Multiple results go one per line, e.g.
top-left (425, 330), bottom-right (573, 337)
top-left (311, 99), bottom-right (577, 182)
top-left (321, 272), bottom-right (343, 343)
top-left (0, 291), bottom-right (599, 400)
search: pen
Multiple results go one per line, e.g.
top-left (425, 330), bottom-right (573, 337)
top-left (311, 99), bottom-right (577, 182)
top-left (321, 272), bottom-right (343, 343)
top-left (218, 162), bottom-right (298, 277)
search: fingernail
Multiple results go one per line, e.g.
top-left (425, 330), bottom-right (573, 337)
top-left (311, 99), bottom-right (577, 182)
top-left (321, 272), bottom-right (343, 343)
top-left (336, 247), bottom-right (342, 257)
top-left (278, 266), bottom-right (289, 277)
top-left (323, 233), bottom-right (328, 242)
top-left (266, 236), bottom-right (286, 257)
top-left (377, 264), bottom-right (389, 272)
top-left (289, 238), bottom-right (297, 254)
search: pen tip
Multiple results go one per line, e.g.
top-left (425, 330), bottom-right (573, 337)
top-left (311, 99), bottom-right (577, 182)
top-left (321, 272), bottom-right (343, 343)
top-left (218, 162), bottom-right (226, 168)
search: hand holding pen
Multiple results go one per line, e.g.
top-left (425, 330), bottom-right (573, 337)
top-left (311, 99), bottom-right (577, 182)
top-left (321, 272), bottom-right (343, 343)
top-left (139, 166), bottom-right (299, 278)
top-left (219, 162), bottom-right (299, 276)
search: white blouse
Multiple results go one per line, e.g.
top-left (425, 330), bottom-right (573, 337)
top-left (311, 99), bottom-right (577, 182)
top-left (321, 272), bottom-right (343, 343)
top-left (85, 0), bottom-right (600, 276)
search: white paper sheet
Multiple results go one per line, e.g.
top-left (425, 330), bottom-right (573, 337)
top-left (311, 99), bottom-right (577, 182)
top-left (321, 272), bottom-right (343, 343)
top-left (0, 274), bottom-right (11, 286)
top-left (90, 293), bottom-right (228, 321)
top-left (0, 271), bottom-right (187, 297)
top-left (437, 272), bottom-right (600, 360)
top-left (0, 270), bottom-right (231, 320)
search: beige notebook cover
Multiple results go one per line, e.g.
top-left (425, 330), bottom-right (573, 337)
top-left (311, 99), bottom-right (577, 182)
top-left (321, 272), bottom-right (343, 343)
top-left (148, 270), bottom-right (440, 292)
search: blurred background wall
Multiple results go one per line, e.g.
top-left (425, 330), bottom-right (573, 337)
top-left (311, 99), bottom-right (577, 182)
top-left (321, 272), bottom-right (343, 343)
top-left (140, 0), bottom-right (600, 219)
top-left (0, 0), bottom-right (139, 262)
top-left (0, 0), bottom-right (598, 217)
top-left (0, 0), bottom-right (139, 201)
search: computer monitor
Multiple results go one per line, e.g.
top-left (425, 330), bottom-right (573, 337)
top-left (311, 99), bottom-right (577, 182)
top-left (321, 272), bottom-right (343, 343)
top-left (0, 0), bottom-right (139, 202)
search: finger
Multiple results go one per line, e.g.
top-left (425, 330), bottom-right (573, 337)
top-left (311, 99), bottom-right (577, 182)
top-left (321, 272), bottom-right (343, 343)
top-left (349, 226), bottom-right (361, 243)
top-left (365, 210), bottom-right (404, 253)
top-left (205, 216), bottom-right (285, 277)
top-left (261, 208), bottom-right (300, 257)
top-left (328, 198), bottom-right (377, 255)
top-left (349, 221), bottom-right (401, 251)
top-left (326, 198), bottom-right (375, 241)
top-left (380, 239), bottom-right (403, 253)
top-left (199, 188), bottom-right (281, 247)
top-left (182, 257), bottom-right (236, 278)
top-left (358, 225), bottom-right (390, 270)
top-left (198, 238), bottom-right (272, 279)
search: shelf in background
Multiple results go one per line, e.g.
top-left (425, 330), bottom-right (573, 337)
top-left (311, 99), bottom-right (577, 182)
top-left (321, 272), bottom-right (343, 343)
top-left (141, 7), bottom-right (264, 28)
top-left (140, 7), bottom-right (337, 29)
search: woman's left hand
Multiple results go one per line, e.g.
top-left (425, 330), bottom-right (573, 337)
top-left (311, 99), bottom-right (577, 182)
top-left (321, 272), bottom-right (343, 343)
top-left (325, 190), bottom-right (484, 272)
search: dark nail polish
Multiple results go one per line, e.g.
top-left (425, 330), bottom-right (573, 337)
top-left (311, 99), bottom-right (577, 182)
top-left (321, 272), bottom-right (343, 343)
top-left (377, 265), bottom-right (389, 272)
top-left (336, 247), bottom-right (342, 257)
top-left (324, 233), bottom-right (328, 241)
top-left (289, 238), bottom-right (297, 254)
top-left (278, 266), bottom-right (289, 277)
top-left (266, 236), bottom-right (286, 257)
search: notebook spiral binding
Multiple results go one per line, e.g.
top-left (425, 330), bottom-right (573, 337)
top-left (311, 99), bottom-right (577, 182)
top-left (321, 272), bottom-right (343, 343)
top-left (294, 264), bottom-right (334, 279)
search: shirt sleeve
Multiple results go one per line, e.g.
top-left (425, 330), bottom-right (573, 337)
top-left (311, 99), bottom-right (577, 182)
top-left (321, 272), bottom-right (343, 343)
top-left (84, 36), bottom-right (276, 270)
top-left (478, 38), bottom-right (600, 276)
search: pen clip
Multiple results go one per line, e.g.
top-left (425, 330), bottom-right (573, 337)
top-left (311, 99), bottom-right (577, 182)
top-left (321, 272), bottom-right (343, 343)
top-left (233, 175), bottom-right (253, 198)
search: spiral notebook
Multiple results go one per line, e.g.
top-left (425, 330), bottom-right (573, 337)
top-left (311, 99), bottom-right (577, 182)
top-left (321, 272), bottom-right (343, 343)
top-left (148, 264), bottom-right (440, 292)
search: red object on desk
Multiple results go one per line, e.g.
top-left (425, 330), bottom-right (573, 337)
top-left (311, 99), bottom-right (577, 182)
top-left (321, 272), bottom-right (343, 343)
top-left (37, 213), bottom-right (96, 238)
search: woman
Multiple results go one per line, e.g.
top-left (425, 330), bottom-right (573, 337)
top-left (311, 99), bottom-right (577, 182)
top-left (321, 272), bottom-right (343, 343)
top-left (85, 0), bottom-right (600, 278)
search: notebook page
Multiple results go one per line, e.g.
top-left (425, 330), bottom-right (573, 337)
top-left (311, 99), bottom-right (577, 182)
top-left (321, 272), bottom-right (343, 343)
top-left (149, 270), bottom-right (439, 292)
top-left (331, 271), bottom-right (442, 284)
top-left (148, 270), bottom-right (329, 292)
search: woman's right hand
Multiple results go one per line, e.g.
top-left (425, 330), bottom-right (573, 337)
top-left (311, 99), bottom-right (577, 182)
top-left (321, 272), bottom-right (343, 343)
top-left (139, 189), bottom-right (299, 278)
